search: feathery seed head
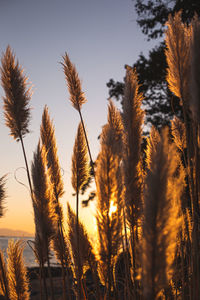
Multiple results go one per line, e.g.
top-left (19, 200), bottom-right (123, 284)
top-left (31, 142), bottom-right (55, 245)
top-left (143, 128), bottom-right (183, 298)
top-left (95, 121), bottom-right (122, 286)
top-left (33, 231), bottom-right (48, 265)
top-left (122, 67), bottom-right (144, 226)
top-left (7, 240), bottom-right (30, 300)
top-left (31, 142), bottom-right (52, 203)
top-left (0, 249), bottom-right (9, 298)
top-left (165, 12), bottom-right (191, 104)
top-left (40, 105), bottom-right (64, 200)
top-left (145, 126), bottom-right (161, 170)
top-left (171, 117), bottom-right (186, 151)
top-left (67, 203), bottom-right (96, 277)
top-left (122, 67), bottom-right (144, 137)
top-left (107, 99), bottom-right (123, 155)
top-left (71, 122), bottom-right (90, 192)
top-left (62, 53), bottom-right (87, 110)
top-left (40, 105), bottom-right (55, 152)
top-left (96, 123), bottom-right (119, 213)
top-left (0, 46), bottom-right (32, 141)
top-left (0, 175), bottom-right (7, 218)
top-left (51, 227), bottom-right (70, 264)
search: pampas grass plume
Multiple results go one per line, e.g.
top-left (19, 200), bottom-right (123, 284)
top-left (145, 126), bottom-right (160, 170)
top-left (40, 105), bottom-right (64, 200)
top-left (143, 128), bottom-right (183, 299)
top-left (107, 99), bottom-right (123, 154)
top-left (122, 66), bottom-right (144, 231)
top-left (71, 122), bottom-right (90, 192)
top-left (0, 175), bottom-right (7, 218)
top-left (0, 249), bottom-right (9, 299)
top-left (31, 143), bottom-right (55, 245)
top-left (96, 120), bottom-right (122, 296)
top-left (7, 240), bottom-right (29, 300)
top-left (165, 12), bottom-right (190, 104)
top-left (62, 53), bottom-right (86, 110)
top-left (67, 203), bottom-right (96, 276)
top-left (171, 116), bottom-right (186, 152)
top-left (0, 46), bottom-right (32, 141)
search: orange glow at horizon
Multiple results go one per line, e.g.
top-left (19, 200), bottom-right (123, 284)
top-left (0, 210), bottom-right (35, 235)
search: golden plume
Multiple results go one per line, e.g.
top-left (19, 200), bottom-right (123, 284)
top-left (0, 175), bottom-right (6, 218)
top-left (106, 99), bottom-right (123, 159)
top-left (71, 122), bottom-right (90, 192)
top-left (40, 107), bottom-right (70, 275)
top-left (121, 67), bottom-right (144, 294)
top-left (171, 116), bottom-right (186, 152)
top-left (67, 203), bottom-right (97, 278)
top-left (0, 46), bottom-right (33, 199)
top-left (40, 105), bottom-right (64, 200)
top-left (165, 12), bottom-right (190, 105)
top-left (51, 228), bottom-right (70, 263)
top-left (7, 240), bottom-right (29, 300)
top-left (0, 46), bottom-right (32, 141)
top-left (142, 128), bottom-right (183, 299)
top-left (31, 142), bottom-right (56, 300)
top-left (62, 52), bottom-right (95, 179)
top-left (71, 122), bottom-right (90, 300)
top-left (145, 126), bottom-right (161, 170)
top-left (122, 66), bottom-right (144, 227)
top-left (31, 142), bottom-right (55, 252)
top-left (0, 249), bottom-right (9, 299)
top-left (33, 230), bottom-right (47, 265)
top-left (96, 120), bottom-right (122, 298)
top-left (165, 15), bottom-right (200, 298)
top-left (62, 53), bottom-right (86, 110)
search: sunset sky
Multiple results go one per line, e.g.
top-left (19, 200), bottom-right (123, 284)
top-left (0, 0), bottom-right (158, 237)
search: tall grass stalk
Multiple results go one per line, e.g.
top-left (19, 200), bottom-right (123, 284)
top-left (71, 122), bottom-right (90, 300)
top-left (40, 105), bottom-right (71, 300)
top-left (166, 12), bottom-right (200, 298)
top-left (31, 143), bottom-right (55, 300)
top-left (62, 53), bottom-right (95, 176)
top-left (0, 46), bottom-right (33, 197)
top-left (122, 66), bottom-right (144, 296)
top-left (143, 128), bottom-right (183, 299)
top-left (96, 117), bottom-right (122, 299)
top-left (67, 203), bottom-right (100, 299)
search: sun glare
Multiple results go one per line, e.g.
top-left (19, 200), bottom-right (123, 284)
top-left (109, 200), bottom-right (117, 217)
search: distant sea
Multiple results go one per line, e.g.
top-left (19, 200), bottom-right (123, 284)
top-left (0, 236), bottom-right (57, 268)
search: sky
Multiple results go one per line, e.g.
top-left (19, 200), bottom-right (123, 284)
top-left (0, 0), bottom-right (158, 237)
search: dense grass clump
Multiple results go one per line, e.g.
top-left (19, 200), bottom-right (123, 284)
top-left (1, 11), bottom-right (200, 300)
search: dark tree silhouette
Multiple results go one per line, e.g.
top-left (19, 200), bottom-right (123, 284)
top-left (107, 0), bottom-right (200, 131)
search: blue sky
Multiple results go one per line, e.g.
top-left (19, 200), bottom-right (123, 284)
top-left (0, 0), bottom-right (158, 235)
